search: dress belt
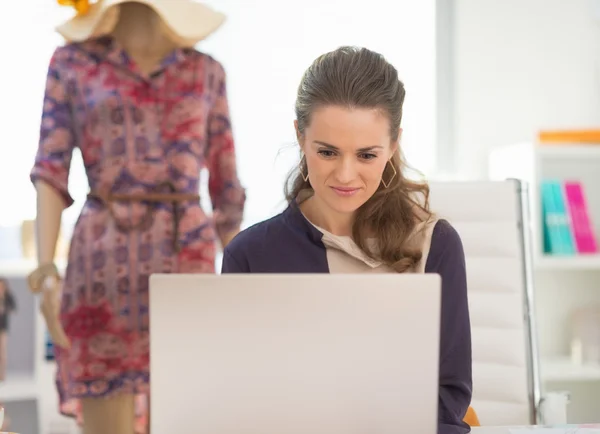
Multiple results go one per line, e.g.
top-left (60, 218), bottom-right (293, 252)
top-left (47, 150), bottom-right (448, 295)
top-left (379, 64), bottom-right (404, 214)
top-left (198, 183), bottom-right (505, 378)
top-left (87, 181), bottom-right (200, 253)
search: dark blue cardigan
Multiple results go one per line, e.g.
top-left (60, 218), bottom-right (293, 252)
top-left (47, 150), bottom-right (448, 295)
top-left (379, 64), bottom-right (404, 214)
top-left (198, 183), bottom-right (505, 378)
top-left (222, 201), bottom-right (473, 434)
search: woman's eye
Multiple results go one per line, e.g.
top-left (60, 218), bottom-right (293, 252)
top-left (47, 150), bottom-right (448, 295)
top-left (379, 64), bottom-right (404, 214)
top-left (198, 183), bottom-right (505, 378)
top-left (360, 153), bottom-right (377, 160)
top-left (318, 150), bottom-right (336, 157)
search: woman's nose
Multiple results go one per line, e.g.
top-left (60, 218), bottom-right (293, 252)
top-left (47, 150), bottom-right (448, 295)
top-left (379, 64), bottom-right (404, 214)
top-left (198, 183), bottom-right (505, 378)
top-left (334, 159), bottom-right (358, 183)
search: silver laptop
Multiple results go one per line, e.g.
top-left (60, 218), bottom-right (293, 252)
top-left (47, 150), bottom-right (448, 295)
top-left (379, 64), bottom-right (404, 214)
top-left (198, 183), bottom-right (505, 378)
top-left (149, 273), bottom-right (441, 434)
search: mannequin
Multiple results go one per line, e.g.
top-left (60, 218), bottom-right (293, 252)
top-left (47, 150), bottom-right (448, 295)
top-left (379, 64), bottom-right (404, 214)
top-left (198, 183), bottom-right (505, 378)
top-left (109, 3), bottom-right (177, 74)
top-left (30, 1), bottom-right (245, 433)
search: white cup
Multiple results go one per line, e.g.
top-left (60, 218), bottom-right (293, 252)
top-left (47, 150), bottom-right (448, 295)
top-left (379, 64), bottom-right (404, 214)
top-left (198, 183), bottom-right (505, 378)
top-left (540, 391), bottom-right (571, 425)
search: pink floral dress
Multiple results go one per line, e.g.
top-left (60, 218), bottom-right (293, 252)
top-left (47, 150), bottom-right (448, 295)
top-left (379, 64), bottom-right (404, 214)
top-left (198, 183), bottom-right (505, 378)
top-left (30, 36), bottom-right (246, 431)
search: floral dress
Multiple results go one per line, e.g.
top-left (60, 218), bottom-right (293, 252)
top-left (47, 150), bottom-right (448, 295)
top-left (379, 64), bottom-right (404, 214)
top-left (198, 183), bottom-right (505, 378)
top-left (30, 36), bottom-right (246, 431)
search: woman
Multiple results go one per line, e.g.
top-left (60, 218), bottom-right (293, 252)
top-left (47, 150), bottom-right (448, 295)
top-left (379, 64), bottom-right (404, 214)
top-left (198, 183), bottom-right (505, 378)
top-left (222, 46), bottom-right (472, 433)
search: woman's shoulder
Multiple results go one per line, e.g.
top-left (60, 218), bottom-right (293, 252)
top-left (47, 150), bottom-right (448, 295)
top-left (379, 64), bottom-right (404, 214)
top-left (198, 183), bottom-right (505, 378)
top-left (225, 214), bottom-right (283, 252)
top-left (222, 203), bottom-right (330, 274)
top-left (223, 210), bottom-right (299, 262)
top-left (431, 218), bottom-right (462, 244)
top-left (424, 218), bottom-right (466, 272)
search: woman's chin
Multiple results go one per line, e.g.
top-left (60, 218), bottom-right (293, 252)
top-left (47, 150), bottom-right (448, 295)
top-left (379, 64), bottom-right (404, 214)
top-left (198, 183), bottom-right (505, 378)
top-left (324, 194), bottom-right (367, 215)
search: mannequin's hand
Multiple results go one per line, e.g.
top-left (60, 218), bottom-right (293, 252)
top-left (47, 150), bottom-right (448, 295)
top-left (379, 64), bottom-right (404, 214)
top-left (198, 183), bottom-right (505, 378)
top-left (40, 276), bottom-right (70, 349)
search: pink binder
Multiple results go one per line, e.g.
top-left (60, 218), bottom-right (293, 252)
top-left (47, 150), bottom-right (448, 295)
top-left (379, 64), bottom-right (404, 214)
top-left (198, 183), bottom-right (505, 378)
top-left (564, 181), bottom-right (598, 253)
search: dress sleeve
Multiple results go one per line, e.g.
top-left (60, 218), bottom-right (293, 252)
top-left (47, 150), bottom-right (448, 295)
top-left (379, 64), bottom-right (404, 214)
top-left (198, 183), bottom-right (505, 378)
top-left (206, 60), bottom-right (246, 237)
top-left (30, 47), bottom-right (76, 208)
top-left (424, 220), bottom-right (473, 434)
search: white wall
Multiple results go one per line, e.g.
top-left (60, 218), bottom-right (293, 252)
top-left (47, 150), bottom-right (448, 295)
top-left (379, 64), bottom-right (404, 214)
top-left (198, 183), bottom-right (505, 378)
top-left (452, 2), bottom-right (600, 423)
top-left (453, 0), bottom-right (600, 179)
top-left (197, 0), bottom-right (437, 227)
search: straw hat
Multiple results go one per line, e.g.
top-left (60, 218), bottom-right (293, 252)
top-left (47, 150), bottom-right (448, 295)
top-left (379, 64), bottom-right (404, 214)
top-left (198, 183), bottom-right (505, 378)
top-left (56, 0), bottom-right (226, 47)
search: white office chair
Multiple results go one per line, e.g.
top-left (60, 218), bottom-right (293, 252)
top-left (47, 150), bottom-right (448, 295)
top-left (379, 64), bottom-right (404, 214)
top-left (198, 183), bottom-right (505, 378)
top-left (428, 179), bottom-right (543, 426)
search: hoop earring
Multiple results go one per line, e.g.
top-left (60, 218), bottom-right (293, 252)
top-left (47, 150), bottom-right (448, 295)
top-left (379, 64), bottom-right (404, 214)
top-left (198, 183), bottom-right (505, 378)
top-left (381, 158), bottom-right (397, 189)
top-left (299, 155), bottom-right (309, 182)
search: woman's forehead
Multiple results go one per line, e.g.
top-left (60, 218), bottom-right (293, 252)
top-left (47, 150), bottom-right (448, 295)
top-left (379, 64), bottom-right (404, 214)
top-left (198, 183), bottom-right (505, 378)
top-left (307, 106), bottom-right (391, 149)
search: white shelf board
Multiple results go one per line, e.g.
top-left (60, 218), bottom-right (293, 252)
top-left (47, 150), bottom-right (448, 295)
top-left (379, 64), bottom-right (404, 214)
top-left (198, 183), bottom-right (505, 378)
top-left (542, 356), bottom-right (600, 382)
top-left (0, 373), bottom-right (39, 402)
top-left (537, 144), bottom-right (600, 159)
top-left (0, 259), bottom-right (67, 276)
top-left (535, 254), bottom-right (600, 270)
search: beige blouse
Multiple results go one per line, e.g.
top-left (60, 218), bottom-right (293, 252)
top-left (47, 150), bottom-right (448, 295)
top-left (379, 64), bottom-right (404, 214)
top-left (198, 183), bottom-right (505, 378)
top-left (298, 191), bottom-right (438, 274)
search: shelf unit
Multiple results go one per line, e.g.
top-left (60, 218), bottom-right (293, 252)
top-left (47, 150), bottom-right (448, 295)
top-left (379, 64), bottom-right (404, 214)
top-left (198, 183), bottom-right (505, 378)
top-left (489, 142), bottom-right (600, 423)
top-left (2, 373), bottom-right (38, 402)
top-left (542, 357), bottom-right (600, 383)
top-left (535, 254), bottom-right (600, 270)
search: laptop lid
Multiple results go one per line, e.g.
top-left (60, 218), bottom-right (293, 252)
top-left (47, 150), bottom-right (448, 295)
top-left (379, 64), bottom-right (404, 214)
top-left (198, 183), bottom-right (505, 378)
top-left (149, 273), bottom-right (441, 434)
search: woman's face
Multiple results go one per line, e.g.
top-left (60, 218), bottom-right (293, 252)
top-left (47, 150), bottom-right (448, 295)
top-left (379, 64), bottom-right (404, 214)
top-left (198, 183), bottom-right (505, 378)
top-left (296, 105), bottom-right (398, 216)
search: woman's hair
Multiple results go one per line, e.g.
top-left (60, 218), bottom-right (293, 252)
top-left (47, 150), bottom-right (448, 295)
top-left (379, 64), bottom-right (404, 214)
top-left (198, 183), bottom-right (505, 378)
top-left (285, 46), bottom-right (432, 272)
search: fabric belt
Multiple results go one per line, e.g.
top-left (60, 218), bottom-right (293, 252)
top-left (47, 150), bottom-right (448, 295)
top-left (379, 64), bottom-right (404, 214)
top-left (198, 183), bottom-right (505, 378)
top-left (87, 181), bottom-right (200, 253)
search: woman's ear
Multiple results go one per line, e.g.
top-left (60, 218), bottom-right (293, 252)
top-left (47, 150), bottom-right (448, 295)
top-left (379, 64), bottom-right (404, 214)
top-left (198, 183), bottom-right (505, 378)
top-left (294, 120), bottom-right (305, 151)
top-left (390, 128), bottom-right (402, 155)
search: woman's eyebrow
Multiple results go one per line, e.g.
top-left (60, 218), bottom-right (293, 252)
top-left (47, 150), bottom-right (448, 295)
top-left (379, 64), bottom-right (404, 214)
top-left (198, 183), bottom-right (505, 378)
top-left (313, 140), bottom-right (383, 152)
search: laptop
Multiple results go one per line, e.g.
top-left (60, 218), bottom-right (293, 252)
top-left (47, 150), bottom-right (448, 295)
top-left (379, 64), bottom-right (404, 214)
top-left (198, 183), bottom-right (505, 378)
top-left (149, 273), bottom-right (441, 434)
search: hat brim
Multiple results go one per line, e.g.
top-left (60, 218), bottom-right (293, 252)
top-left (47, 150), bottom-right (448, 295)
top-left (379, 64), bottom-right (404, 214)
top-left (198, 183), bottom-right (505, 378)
top-left (56, 0), bottom-right (226, 47)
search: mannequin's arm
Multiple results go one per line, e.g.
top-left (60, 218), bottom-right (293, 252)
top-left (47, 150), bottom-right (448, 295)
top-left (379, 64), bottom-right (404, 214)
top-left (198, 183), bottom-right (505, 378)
top-left (27, 46), bottom-right (76, 349)
top-left (31, 180), bottom-right (73, 350)
top-left (206, 61), bottom-right (246, 247)
top-left (32, 179), bottom-right (72, 349)
top-left (34, 180), bottom-right (65, 266)
top-left (30, 47), bottom-right (76, 265)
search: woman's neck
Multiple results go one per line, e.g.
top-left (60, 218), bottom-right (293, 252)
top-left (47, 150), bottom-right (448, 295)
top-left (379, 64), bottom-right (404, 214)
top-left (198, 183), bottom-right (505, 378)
top-left (110, 3), bottom-right (177, 73)
top-left (300, 195), bottom-right (355, 237)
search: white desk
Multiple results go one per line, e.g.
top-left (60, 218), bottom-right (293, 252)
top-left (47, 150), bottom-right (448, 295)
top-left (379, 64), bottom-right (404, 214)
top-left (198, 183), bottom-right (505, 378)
top-left (472, 425), bottom-right (600, 433)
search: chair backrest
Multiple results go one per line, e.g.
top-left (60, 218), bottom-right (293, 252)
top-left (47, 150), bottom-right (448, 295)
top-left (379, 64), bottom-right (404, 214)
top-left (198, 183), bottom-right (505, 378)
top-left (428, 179), bottom-right (541, 426)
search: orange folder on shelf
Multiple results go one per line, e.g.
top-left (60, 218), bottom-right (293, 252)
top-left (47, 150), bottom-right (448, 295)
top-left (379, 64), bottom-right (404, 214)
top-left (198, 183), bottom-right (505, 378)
top-left (538, 129), bottom-right (600, 144)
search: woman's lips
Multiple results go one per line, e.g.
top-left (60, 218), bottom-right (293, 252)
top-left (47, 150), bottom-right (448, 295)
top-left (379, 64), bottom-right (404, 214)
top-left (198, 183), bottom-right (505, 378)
top-left (330, 186), bottom-right (360, 196)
